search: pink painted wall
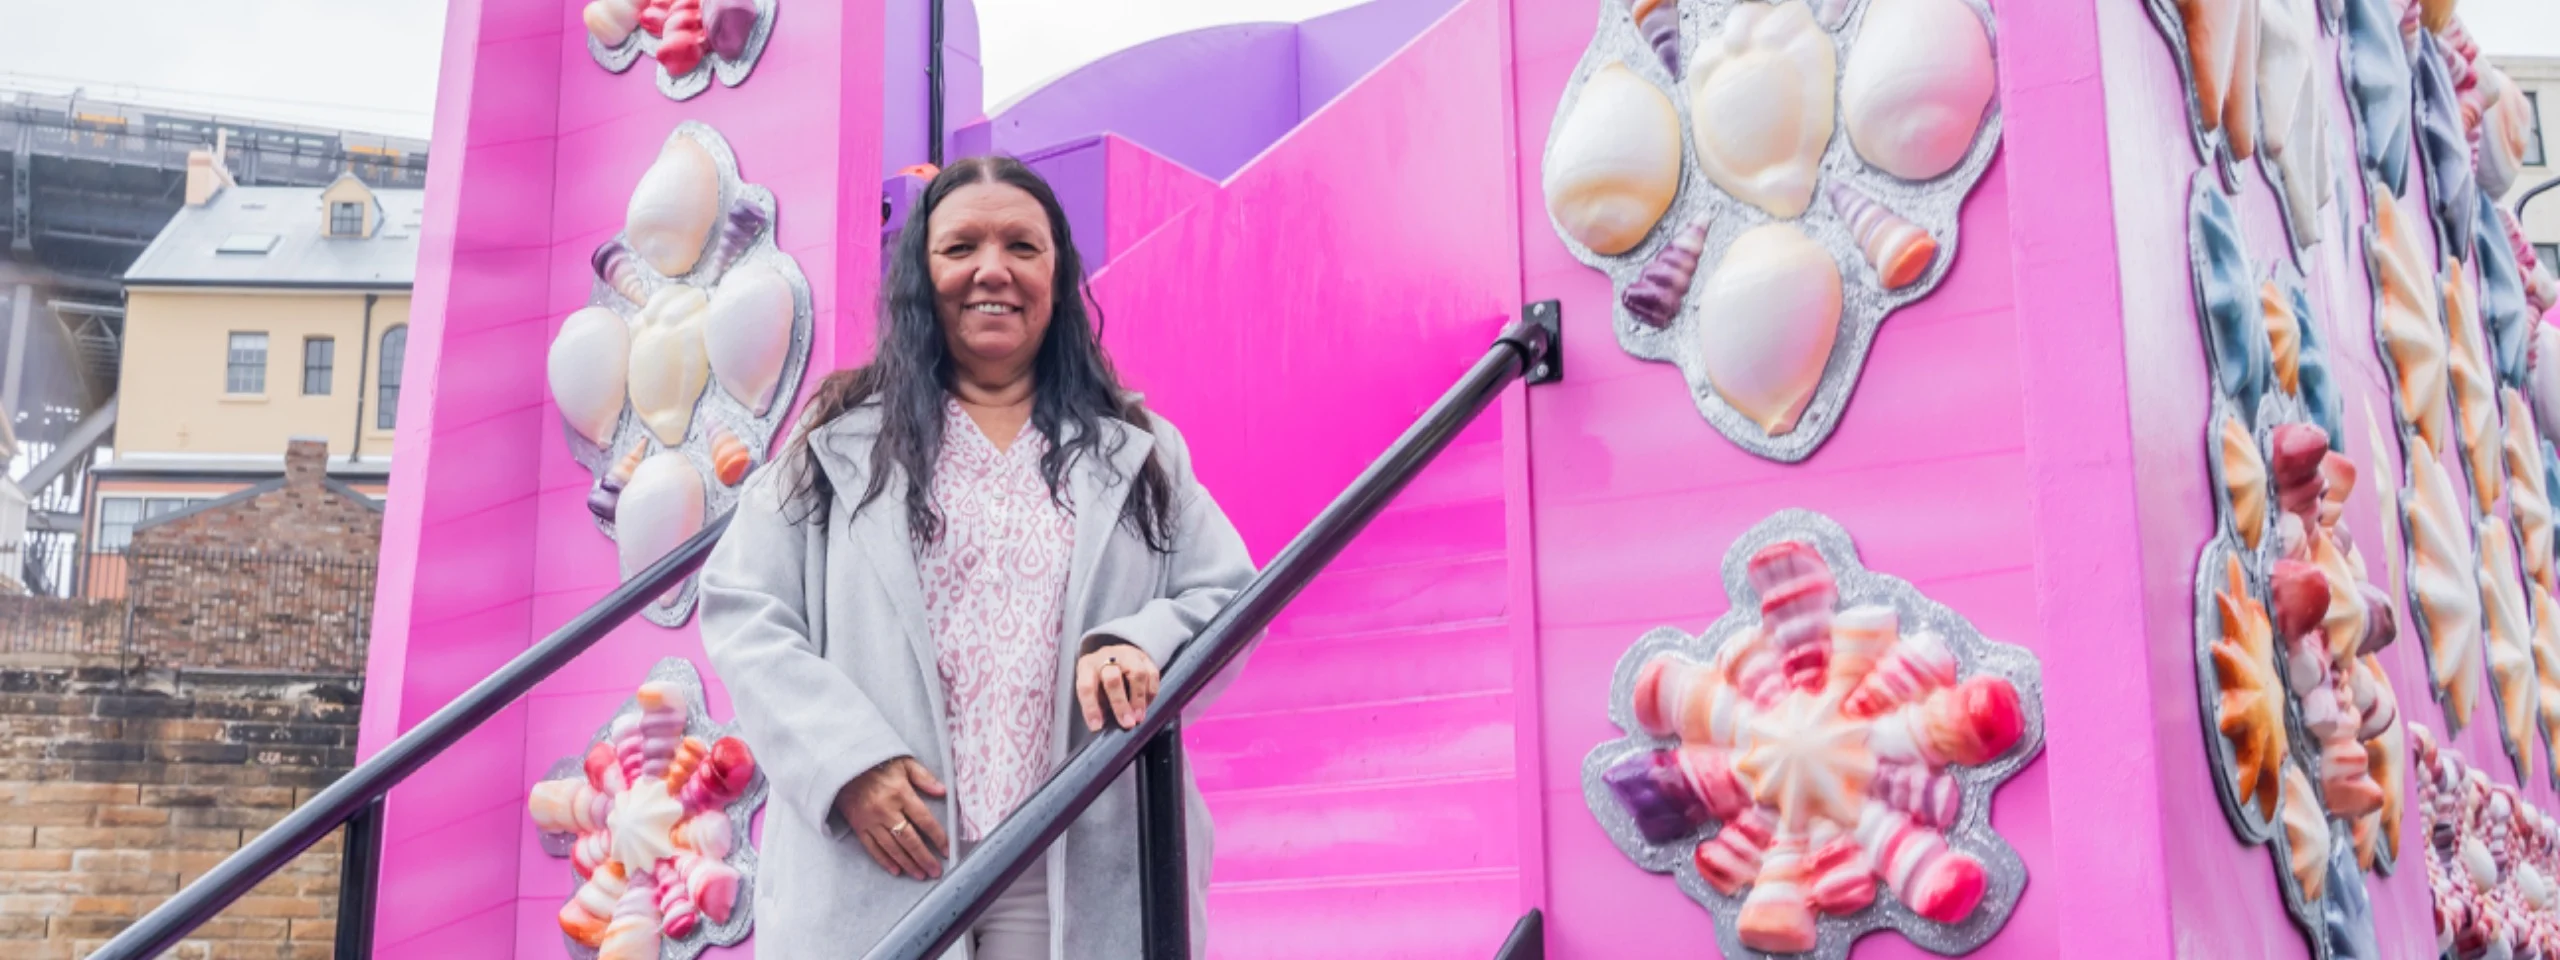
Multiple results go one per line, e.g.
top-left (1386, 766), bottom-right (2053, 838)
top-left (1506, 0), bottom-right (2062, 956)
top-left (1085, 1), bottom-right (1533, 955)
top-left (362, 0), bottom-right (884, 955)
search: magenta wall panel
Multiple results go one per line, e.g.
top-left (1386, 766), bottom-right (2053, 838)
top-left (1081, 0), bottom-right (1528, 955)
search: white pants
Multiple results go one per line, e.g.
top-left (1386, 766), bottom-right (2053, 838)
top-left (960, 841), bottom-right (1050, 960)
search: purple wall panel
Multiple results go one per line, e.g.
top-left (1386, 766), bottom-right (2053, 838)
top-left (1294, 0), bottom-right (1467, 114)
top-left (980, 25), bottom-right (1301, 181)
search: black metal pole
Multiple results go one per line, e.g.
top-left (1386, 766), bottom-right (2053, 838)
top-left (927, 0), bottom-right (945, 167)
top-left (333, 794), bottom-right (384, 960)
top-left (86, 512), bottom-right (734, 960)
top-left (2515, 174), bottom-right (2560, 222)
top-left (1136, 727), bottom-right (1190, 960)
top-left (1491, 909), bottom-right (1543, 960)
top-left (859, 318), bottom-right (1554, 960)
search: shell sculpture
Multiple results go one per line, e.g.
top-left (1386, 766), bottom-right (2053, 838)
top-left (2342, 0), bottom-right (2414, 192)
top-left (1546, 62), bottom-right (1682, 257)
top-left (1593, 515), bottom-right (2040, 957)
top-left (2290, 285), bottom-right (2346, 449)
top-left (2510, 210), bottom-right (2560, 318)
top-left (2281, 762), bottom-right (2332, 901)
top-left (2477, 200), bottom-right (2537, 393)
top-left (1629, 0), bottom-right (1679, 75)
top-left (2224, 414), bottom-right (2271, 551)
top-left (1686, 1), bottom-right (1834, 218)
top-left (2533, 587), bottom-right (2560, 777)
top-left (2175, 0), bottom-right (2261, 161)
top-left (2478, 520), bottom-right (2541, 781)
top-left (2445, 256), bottom-right (2504, 512)
top-left (552, 307), bottom-right (634, 447)
top-left (628, 136), bottom-right (723, 278)
top-left (702, 261), bottom-right (796, 415)
top-left (532, 671), bottom-right (761, 956)
top-left (2411, 724), bottom-right (2560, 958)
top-left (2213, 556), bottom-right (2289, 821)
top-left (2256, 0), bottom-right (2333, 246)
top-left (2511, 389), bottom-right (2559, 595)
top-left (2195, 182), bottom-right (2270, 418)
top-left (629, 285), bottom-right (715, 445)
top-left (2478, 67), bottom-right (2532, 199)
top-left (1829, 183), bottom-right (1939, 291)
top-left (1623, 214), bottom-right (1709, 329)
top-left (591, 442), bottom-right (650, 524)
top-left (2536, 325), bottom-right (2560, 453)
top-left (588, 0), bottom-right (765, 92)
top-left (2408, 436), bottom-right (2488, 728)
top-left (2370, 179), bottom-right (2451, 454)
top-left (2412, 31), bottom-right (2478, 261)
top-left (1693, 224), bottom-right (1843, 436)
top-left (618, 453), bottom-right (707, 603)
top-left (2265, 281), bottom-right (2303, 397)
top-left (1841, 0), bottom-right (1995, 182)
top-left (710, 425), bottom-right (753, 487)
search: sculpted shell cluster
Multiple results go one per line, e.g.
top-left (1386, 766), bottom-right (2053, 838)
top-left (1541, 0), bottom-right (2000, 461)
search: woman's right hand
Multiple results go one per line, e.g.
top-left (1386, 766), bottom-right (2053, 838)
top-left (835, 757), bottom-right (950, 879)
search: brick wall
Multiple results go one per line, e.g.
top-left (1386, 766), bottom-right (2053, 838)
top-left (0, 665), bottom-right (361, 959)
top-left (132, 439), bottom-right (383, 557)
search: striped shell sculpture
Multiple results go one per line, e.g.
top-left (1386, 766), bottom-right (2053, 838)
top-left (529, 660), bottom-right (764, 959)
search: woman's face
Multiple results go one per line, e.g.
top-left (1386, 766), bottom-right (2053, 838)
top-left (927, 181), bottom-right (1057, 379)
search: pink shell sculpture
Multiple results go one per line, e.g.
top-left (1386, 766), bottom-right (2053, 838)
top-left (530, 662), bottom-right (763, 955)
top-left (1685, 1), bottom-right (1834, 218)
top-left (1593, 513), bottom-right (2040, 957)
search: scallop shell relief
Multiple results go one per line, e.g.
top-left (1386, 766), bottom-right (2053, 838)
top-left (546, 121), bottom-right (814, 628)
top-left (1583, 509), bottom-right (2043, 959)
top-left (1544, 0), bottom-right (2002, 462)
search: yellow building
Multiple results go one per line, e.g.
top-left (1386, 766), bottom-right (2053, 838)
top-left (92, 151), bottom-right (419, 560)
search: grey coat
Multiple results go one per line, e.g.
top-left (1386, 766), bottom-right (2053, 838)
top-left (698, 400), bottom-right (1257, 960)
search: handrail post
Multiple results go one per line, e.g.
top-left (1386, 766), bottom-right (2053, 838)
top-left (333, 794), bottom-right (384, 959)
top-left (1136, 726), bottom-right (1190, 960)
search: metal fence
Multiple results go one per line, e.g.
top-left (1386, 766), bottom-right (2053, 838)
top-left (0, 547), bottom-right (375, 676)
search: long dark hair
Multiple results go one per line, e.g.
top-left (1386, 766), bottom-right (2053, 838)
top-left (778, 155), bottom-right (1176, 551)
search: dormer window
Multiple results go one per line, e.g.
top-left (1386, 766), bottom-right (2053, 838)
top-left (330, 201), bottom-right (364, 237)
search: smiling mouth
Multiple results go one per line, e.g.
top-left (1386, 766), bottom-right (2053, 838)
top-left (967, 303), bottom-right (1020, 316)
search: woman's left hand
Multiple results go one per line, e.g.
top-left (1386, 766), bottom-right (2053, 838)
top-left (1076, 643), bottom-right (1159, 732)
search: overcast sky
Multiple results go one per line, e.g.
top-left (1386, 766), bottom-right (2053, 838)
top-left (0, 0), bottom-right (2550, 139)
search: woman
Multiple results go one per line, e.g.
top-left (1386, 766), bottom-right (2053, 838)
top-left (699, 156), bottom-right (1255, 960)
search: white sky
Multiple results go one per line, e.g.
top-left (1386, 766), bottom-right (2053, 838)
top-left (0, 0), bottom-right (2549, 139)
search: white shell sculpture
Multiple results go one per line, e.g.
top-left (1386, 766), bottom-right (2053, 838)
top-left (618, 453), bottom-right (707, 604)
top-left (549, 306), bottom-right (632, 446)
top-left (2372, 180), bottom-right (2450, 455)
top-left (1695, 223), bottom-right (1844, 435)
top-left (703, 261), bottom-right (796, 415)
top-left (2534, 324), bottom-right (2560, 451)
top-left (627, 136), bottom-right (723, 277)
top-left (2480, 67), bottom-right (2533, 199)
top-left (1840, 0), bottom-right (1995, 182)
top-left (1687, 1), bottom-right (1835, 218)
top-left (629, 285), bottom-right (714, 445)
top-left (1545, 61), bottom-right (1683, 256)
top-left (2255, 0), bottom-right (2332, 245)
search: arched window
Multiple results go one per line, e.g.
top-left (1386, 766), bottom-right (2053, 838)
top-left (376, 326), bottom-right (406, 429)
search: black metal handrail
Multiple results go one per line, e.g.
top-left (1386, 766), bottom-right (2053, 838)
top-left (86, 512), bottom-right (738, 960)
top-left (1492, 909), bottom-right (1544, 960)
top-left (862, 312), bottom-right (1558, 960)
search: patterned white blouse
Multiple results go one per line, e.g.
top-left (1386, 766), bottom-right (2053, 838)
top-left (920, 398), bottom-right (1077, 840)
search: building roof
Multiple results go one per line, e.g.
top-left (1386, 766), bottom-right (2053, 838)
top-left (123, 179), bottom-right (423, 290)
top-left (93, 453), bottom-right (392, 481)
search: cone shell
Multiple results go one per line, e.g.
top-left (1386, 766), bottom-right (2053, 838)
top-left (1694, 223), bottom-right (1842, 436)
top-left (593, 240), bottom-right (652, 306)
top-left (549, 307), bottom-right (632, 446)
top-left (627, 135), bottom-right (722, 277)
top-left (711, 424), bottom-right (752, 487)
top-left (703, 261), bottom-right (796, 415)
top-left (629, 285), bottom-right (713, 445)
top-left (618, 452), bottom-right (706, 604)
top-left (1622, 214), bottom-right (1708, 329)
top-left (1546, 62), bottom-right (1682, 256)
top-left (703, 198), bottom-right (771, 281)
top-left (1827, 183), bottom-right (1938, 290)
top-left (1686, 2), bottom-right (1833, 217)
top-left (1841, 0), bottom-right (1995, 181)
top-left (1630, 0), bottom-right (1679, 75)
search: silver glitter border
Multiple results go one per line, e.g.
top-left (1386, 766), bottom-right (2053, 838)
top-left (533, 657), bottom-right (769, 960)
top-left (1577, 509), bottom-right (2046, 959)
top-left (561, 120), bottom-right (816, 629)
top-left (586, 0), bottom-right (778, 101)
top-left (1542, 0), bottom-right (2005, 464)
